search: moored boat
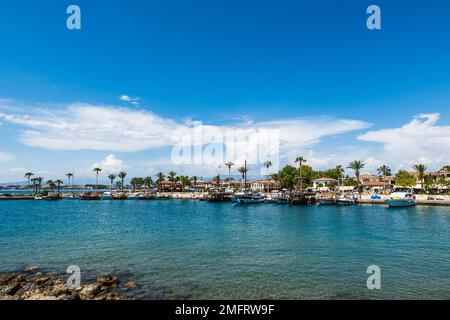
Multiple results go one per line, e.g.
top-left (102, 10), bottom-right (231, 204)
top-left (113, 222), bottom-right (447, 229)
top-left (235, 192), bottom-right (265, 204)
top-left (101, 191), bottom-right (114, 200)
top-left (336, 196), bottom-right (357, 206)
top-left (385, 187), bottom-right (416, 207)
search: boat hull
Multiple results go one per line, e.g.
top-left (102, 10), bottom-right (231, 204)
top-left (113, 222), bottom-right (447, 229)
top-left (336, 200), bottom-right (357, 206)
top-left (235, 197), bottom-right (265, 204)
top-left (319, 199), bottom-right (336, 205)
top-left (385, 199), bottom-right (416, 207)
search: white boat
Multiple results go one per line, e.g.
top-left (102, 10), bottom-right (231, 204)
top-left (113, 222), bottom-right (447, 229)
top-left (34, 195), bottom-right (44, 200)
top-left (385, 187), bottom-right (416, 207)
top-left (336, 195), bottom-right (357, 206)
top-left (101, 191), bottom-right (113, 200)
top-left (128, 192), bottom-right (145, 200)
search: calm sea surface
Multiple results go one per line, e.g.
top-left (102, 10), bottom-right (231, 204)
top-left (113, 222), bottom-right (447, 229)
top-left (0, 200), bottom-right (449, 299)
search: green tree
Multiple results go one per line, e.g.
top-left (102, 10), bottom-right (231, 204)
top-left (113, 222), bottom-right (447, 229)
top-left (156, 172), bottom-right (165, 191)
top-left (47, 180), bottom-right (55, 192)
top-left (118, 171), bottom-right (127, 190)
top-left (144, 176), bottom-right (153, 190)
top-left (347, 160), bottom-right (365, 196)
top-left (263, 160), bottom-right (273, 176)
top-left (191, 176), bottom-right (198, 190)
top-left (55, 180), bottom-right (64, 193)
top-left (168, 171), bottom-right (177, 191)
top-left (412, 164), bottom-right (428, 191)
top-left (107, 174), bottom-right (116, 190)
top-left (93, 167), bottom-right (102, 190)
top-left (66, 172), bottom-right (73, 187)
top-left (237, 166), bottom-right (247, 180)
top-left (225, 162), bottom-right (234, 178)
top-left (24, 172), bottom-right (34, 194)
top-left (396, 170), bottom-right (416, 187)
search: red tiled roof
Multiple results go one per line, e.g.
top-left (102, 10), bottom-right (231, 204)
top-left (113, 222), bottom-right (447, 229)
top-left (360, 181), bottom-right (390, 187)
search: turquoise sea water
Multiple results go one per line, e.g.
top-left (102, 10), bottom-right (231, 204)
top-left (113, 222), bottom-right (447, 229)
top-left (0, 200), bottom-right (449, 299)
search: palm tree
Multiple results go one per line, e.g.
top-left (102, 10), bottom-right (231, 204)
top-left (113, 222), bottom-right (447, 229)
top-left (295, 156), bottom-right (306, 192)
top-left (55, 180), bottom-right (63, 193)
top-left (168, 171), bottom-right (177, 191)
top-left (93, 168), bottom-right (102, 191)
top-left (144, 177), bottom-right (153, 191)
top-left (377, 165), bottom-right (392, 181)
top-left (37, 177), bottom-right (44, 194)
top-left (156, 172), bottom-right (165, 191)
top-left (107, 174), bottom-right (116, 191)
top-left (191, 176), bottom-right (198, 191)
top-left (66, 172), bottom-right (73, 187)
top-left (46, 180), bottom-right (55, 192)
top-left (237, 166), bottom-right (247, 180)
top-left (377, 165), bottom-right (391, 193)
top-left (24, 172), bottom-right (34, 194)
top-left (336, 165), bottom-right (344, 192)
top-left (179, 176), bottom-right (191, 191)
top-left (347, 160), bottom-right (365, 196)
top-left (225, 162), bottom-right (234, 177)
top-left (118, 171), bottom-right (127, 190)
top-left (213, 174), bottom-right (221, 185)
top-left (263, 160), bottom-right (272, 176)
top-left (413, 164), bottom-right (428, 191)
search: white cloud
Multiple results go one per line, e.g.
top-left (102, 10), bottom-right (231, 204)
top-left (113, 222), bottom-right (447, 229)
top-left (119, 95), bottom-right (139, 103)
top-left (92, 154), bottom-right (123, 174)
top-left (0, 152), bottom-right (13, 162)
top-left (0, 102), bottom-right (370, 155)
top-left (358, 113), bottom-right (450, 169)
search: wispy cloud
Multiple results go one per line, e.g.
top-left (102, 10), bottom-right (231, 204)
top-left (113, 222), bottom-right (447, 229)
top-left (119, 95), bottom-right (140, 105)
top-left (0, 101), bottom-right (371, 155)
top-left (0, 151), bottom-right (13, 162)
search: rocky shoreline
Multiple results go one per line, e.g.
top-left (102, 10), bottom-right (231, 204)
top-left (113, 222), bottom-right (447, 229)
top-left (0, 267), bottom-right (137, 300)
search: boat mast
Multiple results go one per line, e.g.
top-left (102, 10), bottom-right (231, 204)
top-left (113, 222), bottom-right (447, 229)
top-left (298, 158), bottom-right (303, 194)
top-left (244, 160), bottom-right (247, 192)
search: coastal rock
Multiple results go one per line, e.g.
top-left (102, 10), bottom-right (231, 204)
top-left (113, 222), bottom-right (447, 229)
top-left (96, 274), bottom-right (119, 287)
top-left (35, 276), bottom-right (51, 286)
top-left (78, 284), bottom-right (101, 300)
top-left (0, 272), bottom-right (130, 301)
top-left (125, 280), bottom-right (137, 289)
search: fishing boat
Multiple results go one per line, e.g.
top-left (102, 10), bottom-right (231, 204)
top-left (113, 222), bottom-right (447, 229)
top-left (79, 192), bottom-right (100, 200)
top-left (385, 187), bottom-right (416, 207)
top-left (336, 195), bottom-right (357, 206)
top-left (101, 191), bottom-right (114, 200)
top-left (128, 192), bottom-right (145, 200)
top-left (277, 190), bottom-right (291, 204)
top-left (265, 194), bottom-right (278, 203)
top-left (234, 160), bottom-right (265, 204)
top-left (235, 191), bottom-right (265, 204)
top-left (64, 193), bottom-right (78, 200)
top-left (318, 193), bottom-right (337, 205)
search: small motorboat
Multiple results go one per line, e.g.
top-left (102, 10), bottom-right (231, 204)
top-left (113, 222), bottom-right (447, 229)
top-left (128, 192), bottom-right (145, 200)
top-left (235, 191), bottom-right (265, 204)
top-left (101, 191), bottom-right (114, 200)
top-left (385, 187), bottom-right (416, 207)
top-left (34, 195), bottom-right (44, 200)
top-left (277, 190), bottom-right (292, 204)
top-left (336, 195), bottom-right (357, 206)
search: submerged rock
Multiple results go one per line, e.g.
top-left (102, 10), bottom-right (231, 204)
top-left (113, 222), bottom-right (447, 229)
top-left (24, 265), bottom-right (39, 273)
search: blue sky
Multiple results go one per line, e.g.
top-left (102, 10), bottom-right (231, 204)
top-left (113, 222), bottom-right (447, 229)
top-left (0, 0), bottom-right (450, 183)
